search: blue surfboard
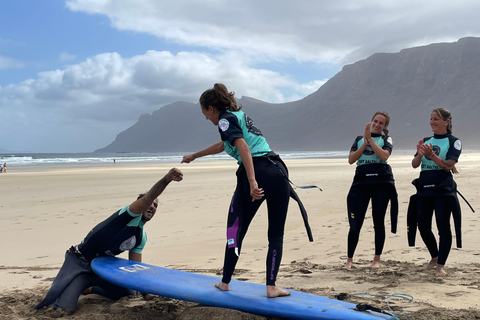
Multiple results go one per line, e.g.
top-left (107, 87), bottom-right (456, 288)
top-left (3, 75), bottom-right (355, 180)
top-left (91, 257), bottom-right (394, 320)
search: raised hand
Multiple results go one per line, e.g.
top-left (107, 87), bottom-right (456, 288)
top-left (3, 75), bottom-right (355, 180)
top-left (167, 167), bottom-right (183, 182)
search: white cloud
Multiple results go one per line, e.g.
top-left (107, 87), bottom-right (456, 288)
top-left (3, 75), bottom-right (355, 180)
top-left (0, 50), bottom-right (319, 151)
top-left (1, 50), bottom-right (315, 117)
top-left (60, 52), bottom-right (77, 62)
top-left (65, 0), bottom-right (480, 66)
top-left (0, 55), bottom-right (25, 70)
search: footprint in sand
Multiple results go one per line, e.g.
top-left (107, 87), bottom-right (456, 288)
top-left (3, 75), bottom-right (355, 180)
top-left (446, 291), bottom-right (469, 297)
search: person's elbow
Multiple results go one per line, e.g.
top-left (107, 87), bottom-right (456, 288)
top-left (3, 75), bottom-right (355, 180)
top-left (380, 151), bottom-right (391, 162)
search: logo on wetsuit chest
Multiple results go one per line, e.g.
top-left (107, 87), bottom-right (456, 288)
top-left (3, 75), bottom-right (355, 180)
top-left (363, 145), bottom-right (374, 156)
top-left (425, 145), bottom-right (441, 161)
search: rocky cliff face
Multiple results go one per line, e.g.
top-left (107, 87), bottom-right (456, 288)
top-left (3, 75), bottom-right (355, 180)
top-left (96, 37), bottom-right (480, 153)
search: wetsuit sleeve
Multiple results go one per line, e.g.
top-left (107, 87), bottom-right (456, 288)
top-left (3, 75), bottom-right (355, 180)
top-left (219, 112), bottom-right (243, 144)
top-left (130, 230), bottom-right (147, 254)
top-left (446, 136), bottom-right (461, 161)
top-left (383, 135), bottom-right (393, 153)
top-left (350, 136), bottom-right (363, 152)
top-left (123, 205), bottom-right (142, 218)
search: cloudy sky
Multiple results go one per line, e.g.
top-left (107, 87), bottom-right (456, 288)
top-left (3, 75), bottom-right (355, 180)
top-left (1, 0), bottom-right (480, 152)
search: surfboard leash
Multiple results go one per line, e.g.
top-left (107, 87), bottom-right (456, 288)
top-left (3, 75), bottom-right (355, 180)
top-left (353, 292), bottom-right (413, 320)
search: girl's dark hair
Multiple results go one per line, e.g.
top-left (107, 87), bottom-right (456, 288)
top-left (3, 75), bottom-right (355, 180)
top-left (432, 108), bottom-right (453, 133)
top-left (199, 83), bottom-right (242, 112)
top-left (372, 111), bottom-right (390, 136)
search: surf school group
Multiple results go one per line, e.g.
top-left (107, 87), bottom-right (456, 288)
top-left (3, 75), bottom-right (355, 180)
top-left (34, 83), bottom-right (467, 314)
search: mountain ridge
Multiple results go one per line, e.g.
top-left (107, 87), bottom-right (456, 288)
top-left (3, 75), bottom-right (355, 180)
top-left (96, 37), bottom-right (480, 153)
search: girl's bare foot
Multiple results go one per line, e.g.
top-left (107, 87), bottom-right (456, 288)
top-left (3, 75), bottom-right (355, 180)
top-left (435, 264), bottom-right (447, 277)
top-left (370, 256), bottom-right (381, 268)
top-left (344, 258), bottom-right (353, 269)
top-left (82, 287), bottom-right (93, 295)
top-left (267, 285), bottom-right (290, 298)
top-left (422, 257), bottom-right (438, 270)
top-left (143, 294), bottom-right (158, 300)
top-left (215, 282), bottom-right (230, 291)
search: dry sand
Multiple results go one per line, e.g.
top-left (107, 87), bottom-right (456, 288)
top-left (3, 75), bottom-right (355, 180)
top-left (0, 153), bottom-right (479, 319)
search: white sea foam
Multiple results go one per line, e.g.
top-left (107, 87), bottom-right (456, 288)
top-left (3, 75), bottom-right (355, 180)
top-left (0, 151), bottom-right (347, 167)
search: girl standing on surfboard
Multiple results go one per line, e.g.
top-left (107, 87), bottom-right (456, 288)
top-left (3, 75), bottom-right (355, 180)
top-left (345, 111), bottom-right (398, 269)
top-left (182, 83), bottom-right (291, 298)
top-left (408, 108), bottom-right (462, 277)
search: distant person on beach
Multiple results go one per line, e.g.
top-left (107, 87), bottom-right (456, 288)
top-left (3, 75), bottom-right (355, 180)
top-left (2, 163), bottom-right (5, 173)
top-left (181, 83), bottom-right (309, 298)
top-left (34, 168), bottom-right (183, 314)
top-left (113, 159), bottom-right (116, 164)
top-left (408, 108), bottom-right (462, 277)
top-left (345, 111), bottom-right (398, 269)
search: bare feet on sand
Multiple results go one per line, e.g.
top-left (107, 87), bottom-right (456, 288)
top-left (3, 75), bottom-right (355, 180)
top-left (422, 258), bottom-right (446, 276)
top-left (370, 255), bottom-right (381, 268)
top-left (344, 258), bottom-right (353, 269)
top-left (215, 282), bottom-right (230, 291)
top-left (143, 294), bottom-right (158, 300)
top-left (435, 264), bottom-right (447, 277)
top-left (422, 257), bottom-right (438, 270)
top-left (267, 285), bottom-right (291, 298)
top-left (82, 287), bottom-right (93, 295)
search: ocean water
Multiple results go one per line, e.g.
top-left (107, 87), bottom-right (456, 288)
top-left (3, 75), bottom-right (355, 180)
top-left (0, 151), bottom-right (348, 168)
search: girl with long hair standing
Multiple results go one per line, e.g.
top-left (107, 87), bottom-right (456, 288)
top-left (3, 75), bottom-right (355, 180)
top-left (345, 111), bottom-right (398, 269)
top-left (182, 83), bottom-right (292, 298)
top-left (410, 108), bottom-right (462, 276)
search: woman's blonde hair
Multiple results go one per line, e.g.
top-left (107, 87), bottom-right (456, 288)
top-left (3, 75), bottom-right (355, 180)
top-left (432, 108), bottom-right (453, 134)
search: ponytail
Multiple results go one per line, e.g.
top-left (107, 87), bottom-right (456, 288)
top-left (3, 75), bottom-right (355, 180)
top-left (433, 108), bottom-right (453, 134)
top-left (199, 83), bottom-right (241, 112)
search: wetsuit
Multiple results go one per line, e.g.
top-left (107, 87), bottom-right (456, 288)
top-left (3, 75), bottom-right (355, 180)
top-left (407, 133), bottom-right (462, 265)
top-left (35, 206), bottom-right (147, 313)
top-left (218, 109), bottom-right (290, 286)
top-left (346, 134), bottom-right (398, 259)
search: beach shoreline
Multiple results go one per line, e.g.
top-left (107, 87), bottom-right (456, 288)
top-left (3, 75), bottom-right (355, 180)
top-left (1, 155), bottom-right (479, 319)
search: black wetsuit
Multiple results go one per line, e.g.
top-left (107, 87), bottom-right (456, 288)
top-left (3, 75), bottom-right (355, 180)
top-left (346, 134), bottom-right (398, 258)
top-left (218, 110), bottom-right (290, 286)
top-left (407, 133), bottom-right (462, 265)
top-left (34, 206), bottom-right (147, 313)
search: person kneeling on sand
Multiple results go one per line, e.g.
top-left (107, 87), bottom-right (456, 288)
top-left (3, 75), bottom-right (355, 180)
top-left (34, 168), bottom-right (183, 314)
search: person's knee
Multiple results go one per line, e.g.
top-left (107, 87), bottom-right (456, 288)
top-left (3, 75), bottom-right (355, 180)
top-left (267, 235), bottom-right (284, 246)
top-left (372, 222), bottom-right (386, 231)
top-left (437, 227), bottom-right (452, 238)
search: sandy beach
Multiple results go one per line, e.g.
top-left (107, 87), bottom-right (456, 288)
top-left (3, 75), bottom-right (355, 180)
top-left (1, 153), bottom-right (479, 319)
